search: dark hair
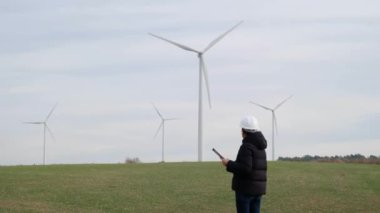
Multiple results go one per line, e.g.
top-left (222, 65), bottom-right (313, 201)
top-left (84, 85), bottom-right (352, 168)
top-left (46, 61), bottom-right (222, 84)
top-left (242, 128), bottom-right (252, 136)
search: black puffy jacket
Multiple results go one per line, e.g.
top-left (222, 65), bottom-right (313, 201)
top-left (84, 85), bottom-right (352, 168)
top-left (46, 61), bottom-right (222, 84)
top-left (226, 131), bottom-right (267, 196)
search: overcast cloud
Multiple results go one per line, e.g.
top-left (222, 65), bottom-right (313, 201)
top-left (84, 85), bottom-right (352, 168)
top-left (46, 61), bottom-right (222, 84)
top-left (1, 0), bottom-right (379, 165)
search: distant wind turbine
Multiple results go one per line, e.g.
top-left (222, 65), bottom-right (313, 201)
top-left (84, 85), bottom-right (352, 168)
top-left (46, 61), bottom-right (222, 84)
top-left (152, 103), bottom-right (179, 163)
top-left (149, 21), bottom-right (243, 161)
top-left (24, 103), bottom-right (58, 165)
top-left (250, 96), bottom-right (292, 161)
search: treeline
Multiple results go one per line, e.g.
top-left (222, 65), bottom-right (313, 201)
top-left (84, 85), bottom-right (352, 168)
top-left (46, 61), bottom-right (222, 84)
top-left (278, 154), bottom-right (380, 164)
top-left (125, 157), bottom-right (140, 164)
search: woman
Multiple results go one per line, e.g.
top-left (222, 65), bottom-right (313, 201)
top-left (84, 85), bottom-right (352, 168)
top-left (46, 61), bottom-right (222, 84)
top-left (222, 115), bottom-right (268, 213)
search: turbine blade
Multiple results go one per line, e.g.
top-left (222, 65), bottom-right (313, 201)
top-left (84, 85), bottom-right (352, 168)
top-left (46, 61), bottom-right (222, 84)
top-left (250, 101), bottom-right (272, 111)
top-left (273, 113), bottom-right (279, 135)
top-left (203, 21), bottom-right (243, 53)
top-left (200, 56), bottom-right (212, 109)
top-left (165, 117), bottom-right (181, 121)
top-left (46, 124), bottom-right (56, 141)
top-left (23, 122), bottom-right (43, 124)
top-left (274, 95), bottom-right (293, 110)
top-left (154, 122), bottom-right (163, 139)
top-left (151, 102), bottom-right (163, 119)
top-left (149, 33), bottom-right (200, 53)
top-left (45, 103), bottom-right (58, 122)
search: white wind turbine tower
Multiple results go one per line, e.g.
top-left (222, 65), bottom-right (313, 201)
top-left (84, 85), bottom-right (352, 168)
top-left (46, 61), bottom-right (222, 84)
top-left (149, 21), bottom-right (243, 161)
top-left (152, 103), bottom-right (179, 163)
top-left (250, 96), bottom-right (292, 161)
top-left (24, 103), bottom-right (58, 165)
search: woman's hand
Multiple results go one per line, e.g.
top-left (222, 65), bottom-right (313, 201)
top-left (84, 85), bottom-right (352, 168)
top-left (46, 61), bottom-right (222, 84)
top-left (221, 158), bottom-right (230, 167)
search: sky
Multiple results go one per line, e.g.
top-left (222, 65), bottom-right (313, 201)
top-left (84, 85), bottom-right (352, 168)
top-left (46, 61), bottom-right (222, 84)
top-left (1, 0), bottom-right (379, 165)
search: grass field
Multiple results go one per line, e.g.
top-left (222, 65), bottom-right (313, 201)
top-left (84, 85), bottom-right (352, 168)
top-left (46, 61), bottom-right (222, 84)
top-left (0, 161), bottom-right (379, 212)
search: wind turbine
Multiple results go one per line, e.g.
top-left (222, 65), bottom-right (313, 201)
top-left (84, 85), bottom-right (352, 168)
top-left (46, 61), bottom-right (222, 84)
top-left (250, 96), bottom-right (292, 161)
top-left (149, 21), bottom-right (243, 161)
top-left (24, 103), bottom-right (58, 165)
top-left (152, 103), bottom-right (179, 163)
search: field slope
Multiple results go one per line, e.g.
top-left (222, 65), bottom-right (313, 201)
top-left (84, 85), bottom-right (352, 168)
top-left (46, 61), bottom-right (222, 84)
top-left (0, 162), bottom-right (379, 212)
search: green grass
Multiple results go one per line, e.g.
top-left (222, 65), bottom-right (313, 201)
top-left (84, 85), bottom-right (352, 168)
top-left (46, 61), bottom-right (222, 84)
top-left (0, 162), bottom-right (379, 212)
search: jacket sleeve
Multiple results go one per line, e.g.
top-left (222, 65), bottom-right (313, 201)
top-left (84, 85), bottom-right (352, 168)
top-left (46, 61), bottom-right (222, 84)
top-left (226, 145), bottom-right (252, 176)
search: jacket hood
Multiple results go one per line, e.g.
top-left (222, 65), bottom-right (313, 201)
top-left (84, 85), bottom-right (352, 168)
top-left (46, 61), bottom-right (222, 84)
top-left (243, 131), bottom-right (267, 150)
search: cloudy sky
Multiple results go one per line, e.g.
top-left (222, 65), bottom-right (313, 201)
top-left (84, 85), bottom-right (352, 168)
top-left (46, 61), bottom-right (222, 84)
top-left (1, 0), bottom-right (379, 165)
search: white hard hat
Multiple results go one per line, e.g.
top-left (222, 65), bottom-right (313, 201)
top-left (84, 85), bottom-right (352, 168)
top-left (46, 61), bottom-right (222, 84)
top-left (240, 115), bottom-right (260, 131)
